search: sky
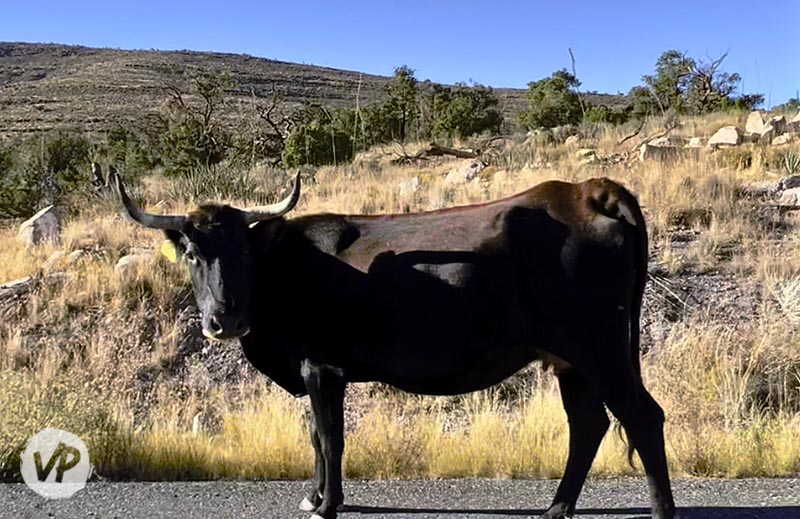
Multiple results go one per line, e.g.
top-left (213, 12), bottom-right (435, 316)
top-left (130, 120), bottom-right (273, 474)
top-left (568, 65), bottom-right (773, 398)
top-left (1, 0), bottom-right (798, 106)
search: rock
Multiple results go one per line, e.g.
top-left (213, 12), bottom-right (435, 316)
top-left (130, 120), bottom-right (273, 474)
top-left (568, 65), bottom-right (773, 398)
top-left (564, 135), bottom-right (581, 147)
top-left (639, 143), bottom-right (696, 162)
top-left (768, 115), bottom-right (787, 136)
top-left (525, 129), bottom-right (554, 146)
top-left (777, 187), bottom-right (800, 207)
top-left (68, 250), bottom-right (88, 263)
top-left (745, 111), bottom-right (765, 134)
top-left (742, 132), bottom-right (760, 144)
top-left (687, 137), bottom-right (703, 148)
top-left (781, 175), bottom-right (800, 190)
top-left (739, 180), bottom-right (779, 198)
top-left (649, 135), bottom-right (685, 147)
top-left (115, 254), bottom-right (152, 273)
top-left (444, 159), bottom-right (486, 185)
top-left (18, 206), bottom-right (60, 247)
top-left (759, 124), bottom-right (775, 144)
top-left (551, 125), bottom-right (577, 144)
top-left (790, 112), bottom-right (800, 132)
top-left (398, 176), bottom-right (420, 196)
top-left (708, 126), bottom-right (743, 147)
top-left (773, 134), bottom-right (796, 146)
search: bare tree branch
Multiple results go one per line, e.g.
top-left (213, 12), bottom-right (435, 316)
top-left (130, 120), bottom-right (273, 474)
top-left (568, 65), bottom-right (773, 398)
top-left (569, 48), bottom-right (587, 119)
top-left (617, 119), bottom-right (646, 145)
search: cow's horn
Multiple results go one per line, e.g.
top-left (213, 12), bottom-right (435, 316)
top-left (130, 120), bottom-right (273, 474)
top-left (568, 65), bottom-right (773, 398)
top-left (111, 167), bottom-right (188, 231)
top-left (243, 172), bottom-right (301, 224)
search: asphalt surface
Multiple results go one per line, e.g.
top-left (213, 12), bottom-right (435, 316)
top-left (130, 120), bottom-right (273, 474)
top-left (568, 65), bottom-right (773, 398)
top-left (1, 478), bottom-right (798, 519)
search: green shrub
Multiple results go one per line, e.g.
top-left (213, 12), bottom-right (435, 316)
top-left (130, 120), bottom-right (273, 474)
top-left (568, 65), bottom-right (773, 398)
top-left (166, 166), bottom-right (258, 203)
top-left (0, 145), bottom-right (42, 218)
top-left (282, 105), bottom-right (354, 167)
top-left (520, 69), bottom-right (583, 129)
top-left (585, 104), bottom-right (631, 125)
top-left (161, 117), bottom-right (229, 176)
top-left (0, 133), bottom-right (90, 217)
top-left (429, 83), bottom-right (503, 139)
top-left (102, 125), bottom-right (158, 177)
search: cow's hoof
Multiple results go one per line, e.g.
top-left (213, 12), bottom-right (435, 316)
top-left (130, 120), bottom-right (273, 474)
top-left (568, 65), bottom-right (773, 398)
top-left (541, 502), bottom-right (571, 519)
top-left (299, 497), bottom-right (317, 512)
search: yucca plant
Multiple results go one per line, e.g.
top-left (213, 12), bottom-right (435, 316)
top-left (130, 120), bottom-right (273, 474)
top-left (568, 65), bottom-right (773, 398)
top-left (783, 150), bottom-right (800, 176)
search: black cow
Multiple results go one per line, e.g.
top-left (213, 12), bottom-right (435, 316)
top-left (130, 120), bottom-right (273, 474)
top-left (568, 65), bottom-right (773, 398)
top-left (113, 170), bottom-right (675, 519)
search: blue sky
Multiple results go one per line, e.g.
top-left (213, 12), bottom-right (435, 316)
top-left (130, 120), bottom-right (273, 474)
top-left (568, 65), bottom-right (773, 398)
top-left (2, 1), bottom-right (798, 106)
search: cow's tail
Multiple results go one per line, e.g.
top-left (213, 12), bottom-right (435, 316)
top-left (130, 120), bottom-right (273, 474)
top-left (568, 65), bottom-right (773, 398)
top-left (607, 185), bottom-right (649, 468)
top-left (626, 195), bottom-right (648, 467)
top-left (627, 196), bottom-right (648, 381)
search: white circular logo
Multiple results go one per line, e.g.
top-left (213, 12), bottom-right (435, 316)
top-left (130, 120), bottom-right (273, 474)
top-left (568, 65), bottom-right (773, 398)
top-left (20, 428), bottom-right (91, 499)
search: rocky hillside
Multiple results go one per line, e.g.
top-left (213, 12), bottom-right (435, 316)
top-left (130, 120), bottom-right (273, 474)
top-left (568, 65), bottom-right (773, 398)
top-left (0, 42), bottom-right (627, 137)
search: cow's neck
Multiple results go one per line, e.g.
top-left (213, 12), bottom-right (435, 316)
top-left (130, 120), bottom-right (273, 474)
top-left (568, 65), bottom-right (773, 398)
top-left (250, 228), bottom-right (371, 351)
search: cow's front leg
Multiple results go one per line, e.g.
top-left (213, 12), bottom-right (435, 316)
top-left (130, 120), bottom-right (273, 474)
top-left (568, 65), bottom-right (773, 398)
top-left (299, 411), bottom-right (324, 512)
top-left (301, 359), bottom-right (346, 519)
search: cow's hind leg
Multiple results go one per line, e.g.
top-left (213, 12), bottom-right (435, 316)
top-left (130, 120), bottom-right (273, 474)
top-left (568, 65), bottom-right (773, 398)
top-left (542, 369), bottom-right (610, 519)
top-left (586, 350), bottom-right (675, 519)
top-left (301, 359), bottom-right (346, 519)
top-left (299, 412), bottom-right (324, 512)
top-left (607, 384), bottom-right (675, 519)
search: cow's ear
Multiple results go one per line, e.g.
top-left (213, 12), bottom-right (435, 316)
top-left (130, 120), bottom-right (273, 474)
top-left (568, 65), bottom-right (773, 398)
top-left (162, 229), bottom-right (187, 261)
top-left (249, 218), bottom-right (287, 253)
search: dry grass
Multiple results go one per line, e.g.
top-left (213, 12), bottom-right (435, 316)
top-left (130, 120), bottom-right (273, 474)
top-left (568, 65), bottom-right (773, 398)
top-left (1, 130), bottom-right (800, 482)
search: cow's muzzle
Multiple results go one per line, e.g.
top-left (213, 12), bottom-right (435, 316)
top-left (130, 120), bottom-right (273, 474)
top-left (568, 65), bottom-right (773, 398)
top-left (203, 312), bottom-right (250, 341)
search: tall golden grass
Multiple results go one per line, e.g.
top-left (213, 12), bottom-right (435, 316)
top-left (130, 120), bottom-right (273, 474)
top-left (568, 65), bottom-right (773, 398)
top-left (1, 128), bottom-right (799, 481)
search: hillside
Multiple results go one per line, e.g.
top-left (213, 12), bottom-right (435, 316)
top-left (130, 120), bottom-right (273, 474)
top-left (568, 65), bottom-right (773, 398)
top-left (0, 42), bottom-right (627, 137)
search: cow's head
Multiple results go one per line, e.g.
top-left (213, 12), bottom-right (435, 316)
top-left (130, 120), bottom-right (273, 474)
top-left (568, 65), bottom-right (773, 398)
top-left (112, 169), bottom-right (300, 341)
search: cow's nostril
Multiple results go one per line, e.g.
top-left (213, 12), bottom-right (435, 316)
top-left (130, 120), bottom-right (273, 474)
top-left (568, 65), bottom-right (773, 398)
top-left (208, 315), bottom-right (223, 334)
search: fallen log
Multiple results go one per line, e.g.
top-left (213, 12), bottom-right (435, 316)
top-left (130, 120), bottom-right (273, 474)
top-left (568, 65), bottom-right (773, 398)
top-left (0, 276), bottom-right (35, 299)
top-left (421, 143), bottom-right (480, 159)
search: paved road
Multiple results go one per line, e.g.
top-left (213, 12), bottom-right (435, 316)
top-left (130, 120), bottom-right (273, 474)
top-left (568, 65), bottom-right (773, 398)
top-left (1, 478), bottom-right (798, 519)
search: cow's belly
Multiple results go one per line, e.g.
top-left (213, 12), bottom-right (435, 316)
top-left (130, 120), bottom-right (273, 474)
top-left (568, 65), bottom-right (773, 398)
top-left (379, 341), bottom-right (538, 396)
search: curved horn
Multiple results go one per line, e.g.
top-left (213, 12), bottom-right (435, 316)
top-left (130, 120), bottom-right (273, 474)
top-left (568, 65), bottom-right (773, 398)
top-left (243, 172), bottom-right (301, 224)
top-left (110, 167), bottom-right (188, 231)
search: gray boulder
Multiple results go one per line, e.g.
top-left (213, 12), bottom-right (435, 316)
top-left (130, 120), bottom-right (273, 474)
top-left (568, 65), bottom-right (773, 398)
top-left (746, 111), bottom-right (765, 134)
top-left (444, 160), bottom-right (486, 185)
top-left (778, 187), bottom-right (800, 207)
top-left (640, 142), bottom-right (697, 163)
top-left (781, 176), bottom-right (800, 190)
top-left (790, 112), bottom-right (800, 132)
top-left (708, 126), bottom-right (743, 147)
top-left (18, 206), bottom-right (60, 247)
top-left (768, 115), bottom-right (787, 136)
top-left (760, 124), bottom-right (776, 144)
top-left (115, 253), bottom-right (153, 274)
top-left (773, 134), bottom-right (796, 146)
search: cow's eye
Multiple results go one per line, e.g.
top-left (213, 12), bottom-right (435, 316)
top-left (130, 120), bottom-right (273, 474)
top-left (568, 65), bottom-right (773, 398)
top-left (185, 251), bottom-right (197, 264)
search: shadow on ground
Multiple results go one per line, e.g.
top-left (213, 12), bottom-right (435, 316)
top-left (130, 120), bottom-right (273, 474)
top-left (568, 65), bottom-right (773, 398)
top-left (344, 504), bottom-right (800, 518)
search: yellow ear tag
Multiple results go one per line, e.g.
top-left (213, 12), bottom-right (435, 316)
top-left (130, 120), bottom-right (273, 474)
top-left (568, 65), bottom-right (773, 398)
top-left (160, 240), bottom-right (178, 263)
